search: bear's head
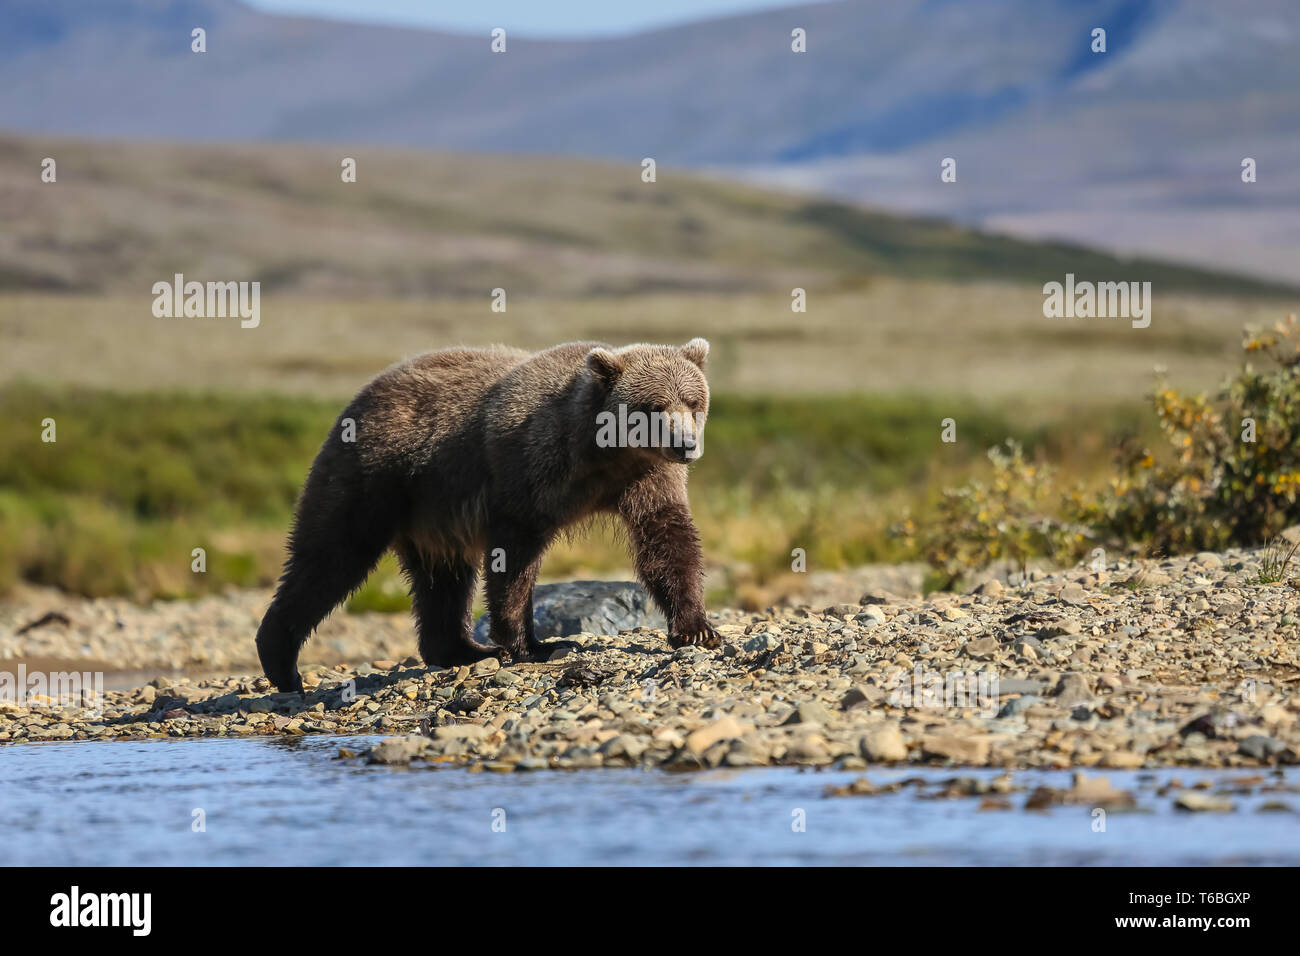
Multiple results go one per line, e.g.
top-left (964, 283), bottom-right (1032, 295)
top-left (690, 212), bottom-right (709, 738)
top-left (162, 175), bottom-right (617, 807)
top-left (586, 338), bottom-right (710, 464)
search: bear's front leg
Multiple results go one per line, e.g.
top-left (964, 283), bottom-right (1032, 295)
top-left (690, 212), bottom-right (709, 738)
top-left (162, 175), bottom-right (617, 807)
top-left (484, 527), bottom-right (550, 663)
top-left (621, 491), bottom-right (719, 650)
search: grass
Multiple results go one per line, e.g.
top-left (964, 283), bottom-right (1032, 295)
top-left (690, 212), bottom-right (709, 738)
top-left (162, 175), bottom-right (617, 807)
top-left (1256, 536), bottom-right (1300, 585)
top-left (4, 284), bottom-right (1292, 405)
top-left (0, 387), bottom-right (337, 600)
top-left (0, 384), bottom-right (1156, 607)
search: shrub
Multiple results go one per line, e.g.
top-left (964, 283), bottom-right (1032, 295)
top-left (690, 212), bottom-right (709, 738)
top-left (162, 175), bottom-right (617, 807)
top-left (896, 440), bottom-right (1090, 590)
top-left (915, 314), bottom-right (1300, 582)
top-left (1088, 313), bottom-right (1300, 553)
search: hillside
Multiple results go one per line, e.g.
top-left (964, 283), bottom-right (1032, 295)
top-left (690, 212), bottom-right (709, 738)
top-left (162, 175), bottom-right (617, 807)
top-left (0, 133), bottom-right (1289, 299)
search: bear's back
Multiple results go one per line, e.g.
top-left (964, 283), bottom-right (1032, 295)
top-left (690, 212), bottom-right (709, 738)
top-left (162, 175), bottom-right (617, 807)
top-left (352, 345), bottom-right (530, 469)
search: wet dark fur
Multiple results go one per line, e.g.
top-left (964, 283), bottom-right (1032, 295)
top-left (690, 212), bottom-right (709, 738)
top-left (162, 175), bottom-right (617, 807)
top-left (256, 339), bottom-right (718, 692)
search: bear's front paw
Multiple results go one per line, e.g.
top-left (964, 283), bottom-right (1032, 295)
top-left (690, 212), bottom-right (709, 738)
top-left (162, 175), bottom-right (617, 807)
top-left (271, 670), bottom-right (305, 695)
top-left (668, 616), bottom-right (721, 650)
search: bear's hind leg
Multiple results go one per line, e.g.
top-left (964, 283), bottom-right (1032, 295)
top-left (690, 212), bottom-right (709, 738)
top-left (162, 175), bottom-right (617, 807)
top-left (257, 519), bottom-right (395, 694)
top-left (257, 461), bottom-right (403, 693)
top-left (399, 546), bottom-right (500, 667)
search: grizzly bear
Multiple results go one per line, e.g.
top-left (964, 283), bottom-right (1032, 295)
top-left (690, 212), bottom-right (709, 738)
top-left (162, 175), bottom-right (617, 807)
top-left (256, 338), bottom-right (719, 692)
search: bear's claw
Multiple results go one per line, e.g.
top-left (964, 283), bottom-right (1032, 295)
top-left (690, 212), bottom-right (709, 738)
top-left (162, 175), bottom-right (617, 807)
top-left (269, 670), bottom-right (305, 695)
top-left (668, 620), bottom-right (721, 649)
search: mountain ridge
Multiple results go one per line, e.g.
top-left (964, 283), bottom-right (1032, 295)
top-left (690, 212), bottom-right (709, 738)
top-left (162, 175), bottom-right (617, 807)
top-left (3, 0), bottom-right (1297, 280)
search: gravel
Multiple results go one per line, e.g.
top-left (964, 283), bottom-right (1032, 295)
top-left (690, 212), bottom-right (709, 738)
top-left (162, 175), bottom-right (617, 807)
top-left (2, 547), bottom-right (1299, 776)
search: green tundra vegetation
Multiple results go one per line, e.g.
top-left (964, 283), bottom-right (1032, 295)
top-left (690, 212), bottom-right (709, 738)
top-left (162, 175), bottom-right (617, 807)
top-left (3, 326), bottom-right (1297, 605)
top-left (0, 386), bottom-right (1078, 603)
top-left (11, 311), bottom-right (1298, 606)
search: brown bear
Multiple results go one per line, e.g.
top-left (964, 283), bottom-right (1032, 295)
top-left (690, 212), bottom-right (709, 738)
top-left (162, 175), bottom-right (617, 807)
top-left (256, 338), bottom-right (719, 692)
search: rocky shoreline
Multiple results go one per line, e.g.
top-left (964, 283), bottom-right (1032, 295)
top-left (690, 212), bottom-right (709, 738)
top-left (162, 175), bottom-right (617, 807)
top-left (0, 566), bottom-right (927, 676)
top-left (2, 548), bottom-right (1298, 775)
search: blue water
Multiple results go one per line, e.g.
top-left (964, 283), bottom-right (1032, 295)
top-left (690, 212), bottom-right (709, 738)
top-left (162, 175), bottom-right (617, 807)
top-left (1, 737), bottom-right (1297, 866)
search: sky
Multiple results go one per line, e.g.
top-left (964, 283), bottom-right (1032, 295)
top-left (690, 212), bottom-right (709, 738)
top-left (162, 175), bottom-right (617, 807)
top-left (243, 0), bottom-right (820, 38)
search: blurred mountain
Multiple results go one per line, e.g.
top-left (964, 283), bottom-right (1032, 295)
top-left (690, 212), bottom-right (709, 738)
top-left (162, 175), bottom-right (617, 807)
top-left (2, 0), bottom-right (1297, 280)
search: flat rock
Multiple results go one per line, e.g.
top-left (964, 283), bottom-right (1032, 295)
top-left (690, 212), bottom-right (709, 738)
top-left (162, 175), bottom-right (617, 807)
top-left (1175, 792), bottom-right (1234, 812)
top-left (997, 695), bottom-right (1038, 718)
top-left (1051, 673), bottom-right (1094, 707)
top-left (859, 724), bottom-right (908, 762)
top-left (1239, 734), bottom-right (1287, 761)
top-left (963, 637), bottom-right (999, 660)
top-left (782, 701), bottom-right (834, 726)
top-left (366, 736), bottom-right (430, 765)
top-left (1098, 750), bottom-right (1146, 769)
top-left (1057, 584), bottom-right (1088, 605)
top-left (432, 723), bottom-right (490, 740)
top-left (473, 580), bottom-right (665, 642)
top-left (998, 678), bottom-right (1046, 696)
top-left (840, 686), bottom-right (883, 710)
top-left (922, 734), bottom-right (990, 765)
top-left (684, 716), bottom-right (749, 755)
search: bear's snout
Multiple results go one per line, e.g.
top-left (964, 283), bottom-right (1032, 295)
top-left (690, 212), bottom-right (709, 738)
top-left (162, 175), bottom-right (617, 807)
top-left (663, 414), bottom-right (702, 462)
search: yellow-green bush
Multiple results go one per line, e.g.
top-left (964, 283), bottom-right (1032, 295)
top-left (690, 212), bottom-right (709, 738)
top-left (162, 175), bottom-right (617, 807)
top-left (915, 314), bottom-right (1300, 585)
top-left (895, 441), bottom-right (1089, 589)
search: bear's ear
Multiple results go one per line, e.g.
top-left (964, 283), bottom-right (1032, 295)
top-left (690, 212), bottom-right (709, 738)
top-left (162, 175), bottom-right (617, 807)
top-left (585, 347), bottom-right (625, 388)
top-left (681, 337), bottom-right (710, 369)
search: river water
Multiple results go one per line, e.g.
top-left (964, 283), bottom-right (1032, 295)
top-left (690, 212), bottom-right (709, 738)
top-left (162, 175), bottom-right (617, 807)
top-left (1, 736), bottom-right (1296, 865)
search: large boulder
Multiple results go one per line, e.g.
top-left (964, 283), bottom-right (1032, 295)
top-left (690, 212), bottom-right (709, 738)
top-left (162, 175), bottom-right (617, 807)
top-left (472, 580), bottom-right (664, 643)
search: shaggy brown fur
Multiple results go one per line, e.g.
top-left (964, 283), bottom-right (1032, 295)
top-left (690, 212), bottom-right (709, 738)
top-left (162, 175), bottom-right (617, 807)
top-left (256, 338), bottom-right (718, 692)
